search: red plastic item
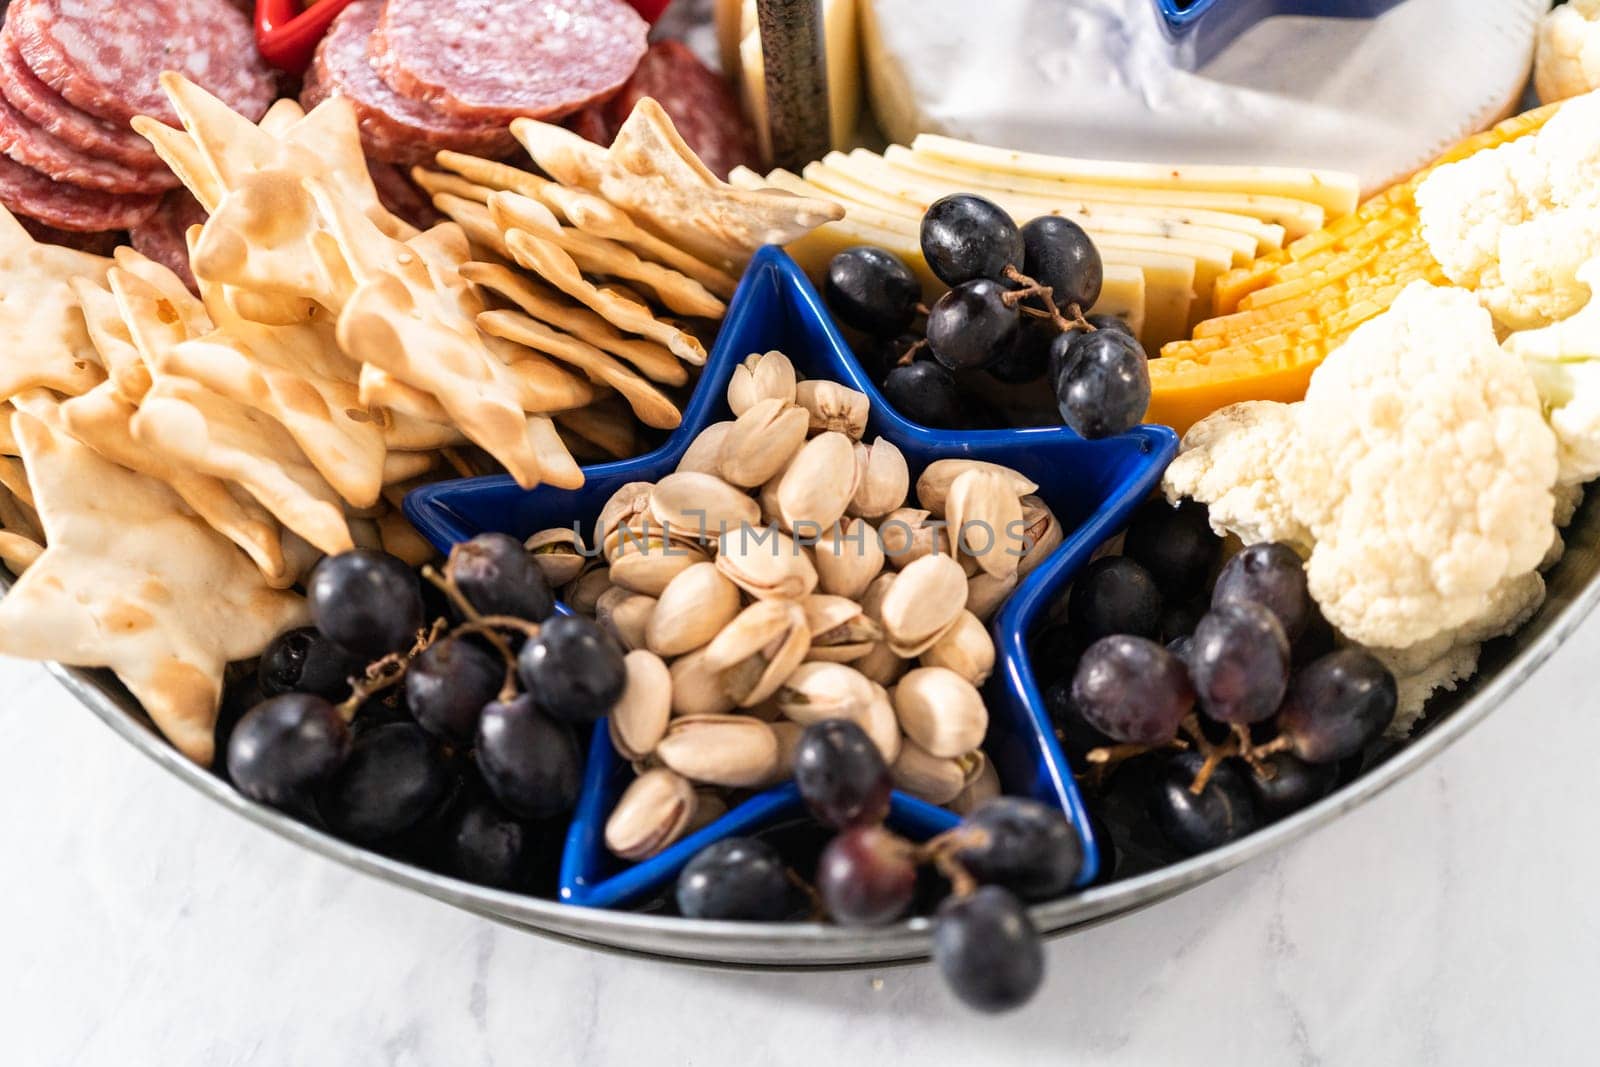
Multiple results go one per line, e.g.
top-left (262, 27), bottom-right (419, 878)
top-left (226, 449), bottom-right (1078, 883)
top-left (255, 0), bottom-right (672, 77)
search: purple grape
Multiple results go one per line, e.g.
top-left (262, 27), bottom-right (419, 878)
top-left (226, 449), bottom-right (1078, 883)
top-left (825, 246), bottom-right (921, 336)
top-left (920, 193), bottom-right (1023, 286)
top-left (318, 723), bottom-right (448, 842)
top-left (1122, 498), bottom-right (1222, 598)
top-left (1248, 752), bottom-right (1339, 820)
top-left (817, 825), bottom-right (917, 926)
top-left (926, 278), bottom-right (1020, 372)
top-left (1149, 751), bottom-right (1259, 855)
top-left (793, 719), bottom-right (891, 829)
top-left (954, 797), bottom-right (1082, 901)
top-left (475, 694), bottom-right (581, 819)
top-left (257, 626), bottom-right (364, 701)
top-left (1054, 329), bottom-right (1150, 439)
top-left (882, 359), bottom-right (963, 428)
top-left (516, 614), bottom-right (625, 724)
top-left (934, 886), bottom-right (1044, 1013)
top-left (308, 549), bottom-right (424, 658)
top-left (676, 838), bottom-right (793, 920)
top-left (226, 693), bottom-right (351, 811)
top-left (1068, 556), bottom-right (1162, 642)
top-left (1069, 635), bottom-right (1194, 745)
top-left (1276, 649), bottom-right (1397, 763)
top-left (446, 532), bottom-right (555, 623)
top-left (405, 638), bottom-right (503, 744)
top-left (1188, 601), bottom-right (1290, 725)
top-left (1212, 542), bottom-right (1310, 641)
top-left (1021, 215), bottom-right (1102, 310)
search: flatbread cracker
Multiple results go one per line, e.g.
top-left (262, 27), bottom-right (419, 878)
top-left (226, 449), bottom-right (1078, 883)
top-left (0, 207), bottom-right (110, 401)
top-left (0, 529), bottom-right (42, 573)
top-left (71, 277), bottom-right (152, 402)
top-left (0, 411), bottom-right (308, 765)
top-left (430, 193), bottom-right (512, 259)
top-left (555, 400), bottom-right (640, 460)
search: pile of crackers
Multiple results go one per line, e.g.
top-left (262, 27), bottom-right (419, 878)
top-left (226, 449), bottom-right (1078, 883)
top-left (0, 76), bottom-right (838, 765)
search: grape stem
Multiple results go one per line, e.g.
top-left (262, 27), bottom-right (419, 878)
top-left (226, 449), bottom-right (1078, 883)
top-left (918, 827), bottom-right (983, 898)
top-left (895, 338), bottom-right (928, 366)
top-left (421, 564), bottom-right (530, 700)
top-left (1179, 713), bottom-right (1231, 796)
top-left (786, 868), bottom-right (826, 921)
top-left (333, 618), bottom-right (447, 722)
top-left (1000, 265), bottom-right (1095, 334)
top-left (1231, 724), bottom-right (1278, 780)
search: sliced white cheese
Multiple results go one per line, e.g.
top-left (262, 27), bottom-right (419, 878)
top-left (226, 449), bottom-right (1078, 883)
top-left (735, 0), bottom-right (861, 164)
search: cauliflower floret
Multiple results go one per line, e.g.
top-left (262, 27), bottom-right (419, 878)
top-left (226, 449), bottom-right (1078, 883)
top-left (1417, 91), bottom-right (1600, 330)
top-left (1160, 401), bottom-right (1311, 550)
top-left (1280, 283), bottom-right (1558, 651)
top-left (1505, 258), bottom-right (1600, 484)
top-left (1537, 0), bottom-right (1600, 105)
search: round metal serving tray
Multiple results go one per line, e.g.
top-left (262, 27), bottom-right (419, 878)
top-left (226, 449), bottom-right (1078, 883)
top-left (27, 487), bottom-right (1600, 968)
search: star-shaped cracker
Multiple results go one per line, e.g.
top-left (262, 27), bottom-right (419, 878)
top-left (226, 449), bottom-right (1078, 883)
top-left (0, 410), bottom-right (307, 766)
top-left (0, 207), bottom-right (110, 401)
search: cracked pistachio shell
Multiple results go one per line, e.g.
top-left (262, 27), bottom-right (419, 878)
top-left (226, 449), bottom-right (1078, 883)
top-left (650, 471), bottom-right (761, 542)
top-left (719, 397), bottom-right (810, 487)
top-left (855, 640), bottom-right (910, 686)
top-left (597, 482), bottom-right (655, 555)
top-left (757, 458), bottom-right (791, 529)
top-left (655, 715), bottom-right (782, 788)
top-left (949, 754), bottom-right (1001, 816)
top-left (563, 562), bottom-right (613, 616)
top-left (812, 518), bottom-right (885, 600)
top-left (944, 469), bottom-right (1026, 580)
top-left (646, 562), bottom-right (742, 657)
top-left (668, 647), bottom-right (737, 717)
top-left (879, 507), bottom-right (947, 570)
top-left (1017, 495), bottom-right (1063, 578)
top-left (966, 569), bottom-right (1019, 622)
top-left (746, 697), bottom-right (784, 722)
top-left (776, 431), bottom-right (858, 535)
top-left (880, 553), bottom-right (968, 657)
top-left (919, 611), bottom-right (995, 686)
top-left (609, 534), bottom-right (710, 596)
top-left (860, 571), bottom-right (897, 622)
top-left (605, 767), bottom-right (697, 860)
top-left (676, 420), bottom-right (734, 476)
top-left (715, 527), bottom-right (818, 599)
top-left (524, 528), bottom-right (588, 587)
top-left (594, 584), bottom-right (635, 629)
top-left (702, 599), bottom-right (811, 707)
top-left (915, 460), bottom-right (1037, 516)
top-left (893, 666), bottom-right (989, 758)
top-left (890, 739), bottom-right (970, 806)
top-left (863, 681), bottom-right (903, 764)
top-left (606, 593), bottom-right (657, 651)
top-left (795, 379), bottom-right (869, 439)
top-left (609, 650), bottom-right (673, 761)
top-left (727, 350), bottom-right (797, 416)
top-left (775, 661), bottom-right (876, 727)
top-left (686, 788), bottom-right (730, 833)
top-left (801, 594), bottom-right (882, 663)
top-left (848, 438), bottom-right (909, 519)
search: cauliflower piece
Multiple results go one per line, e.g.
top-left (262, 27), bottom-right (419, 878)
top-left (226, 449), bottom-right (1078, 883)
top-left (1505, 258), bottom-right (1600, 484)
top-left (1160, 401), bottom-right (1312, 550)
top-left (1537, 0), bottom-right (1600, 105)
top-left (1280, 283), bottom-right (1558, 651)
top-left (1417, 91), bottom-right (1600, 330)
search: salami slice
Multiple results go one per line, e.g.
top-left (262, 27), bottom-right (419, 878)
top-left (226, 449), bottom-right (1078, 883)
top-left (0, 88), bottom-right (176, 193)
top-left (129, 188), bottom-right (204, 291)
top-left (10, 0), bottom-right (275, 127)
top-left (302, 1), bottom-right (515, 166)
top-left (15, 211), bottom-right (121, 253)
top-left (603, 41), bottom-right (757, 180)
top-left (0, 149), bottom-right (157, 231)
top-left (372, 0), bottom-right (648, 126)
top-left (0, 23), bottom-right (160, 171)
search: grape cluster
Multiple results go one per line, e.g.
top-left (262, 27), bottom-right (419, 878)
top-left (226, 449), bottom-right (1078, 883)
top-left (223, 534), bottom-right (627, 890)
top-left (674, 718), bottom-right (1082, 1013)
top-left (823, 193), bottom-right (1151, 438)
top-left (1034, 501), bottom-right (1399, 859)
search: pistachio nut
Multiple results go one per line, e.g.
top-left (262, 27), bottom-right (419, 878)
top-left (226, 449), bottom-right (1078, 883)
top-left (776, 431), bottom-right (858, 535)
top-left (563, 562), bottom-right (613, 616)
top-left (757, 459), bottom-right (791, 529)
top-left (863, 681), bottom-right (903, 764)
top-left (646, 561), bottom-right (742, 657)
top-left (609, 650), bottom-right (673, 761)
top-left (609, 532), bottom-right (709, 596)
top-left (655, 714), bottom-right (782, 788)
top-left (944, 468), bottom-right (1026, 580)
top-left (854, 640), bottom-right (910, 686)
top-left (649, 471), bottom-right (760, 543)
top-left (919, 610), bottom-right (995, 686)
top-left (966, 568), bottom-right (1020, 622)
top-left (727, 350), bottom-right (797, 416)
top-left (771, 719), bottom-right (805, 775)
top-left (890, 739), bottom-right (970, 805)
top-left (702, 599), bottom-right (811, 706)
top-left (715, 527), bottom-right (818, 600)
top-left (915, 459), bottom-right (1038, 516)
top-left (949, 754), bottom-right (1001, 815)
top-left (668, 647), bottom-right (737, 717)
top-left (746, 697), bottom-right (784, 722)
top-left (860, 571), bottom-right (897, 622)
top-left (685, 788), bottom-right (730, 833)
top-left (593, 584), bottom-right (635, 636)
top-left (847, 438), bottom-right (909, 519)
top-left (607, 593), bottom-right (657, 651)
top-left (801, 594), bottom-right (882, 662)
top-left (604, 768), bottom-right (697, 860)
top-left (676, 420), bottom-right (734, 476)
top-left (524, 527), bottom-right (588, 587)
top-left (893, 666), bottom-right (988, 758)
top-left (879, 506), bottom-right (947, 570)
top-left (812, 517), bottom-right (885, 600)
top-left (795, 379), bottom-right (870, 439)
top-left (880, 552), bottom-right (968, 657)
top-left (1016, 495), bottom-right (1064, 578)
top-left (719, 397), bottom-right (810, 487)
top-left (597, 481), bottom-right (655, 556)
top-left (775, 661), bottom-right (876, 727)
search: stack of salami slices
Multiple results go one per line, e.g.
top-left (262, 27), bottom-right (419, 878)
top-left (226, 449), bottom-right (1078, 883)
top-left (303, 0), bottom-right (651, 167)
top-left (0, 0), bottom-right (274, 244)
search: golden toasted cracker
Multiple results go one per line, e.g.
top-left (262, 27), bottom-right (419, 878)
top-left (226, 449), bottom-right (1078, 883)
top-left (0, 208), bottom-right (109, 401)
top-left (555, 400), bottom-right (640, 460)
top-left (0, 401), bottom-right (17, 456)
top-left (409, 168), bottom-right (492, 205)
top-left (379, 508), bottom-right (435, 568)
top-left (430, 193), bottom-right (512, 258)
top-left (71, 277), bottom-right (152, 402)
top-left (190, 171), bottom-right (356, 313)
top-left (460, 261), bottom-right (686, 385)
top-left (0, 411), bottom-right (308, 765)
top-left (0, 529), bottom-right (42, 573)
top-left (258, 98), bottom-right (305, 136)
top-left (503, 227), bottom-right (706, 364)
top-left (381, 450), bottom-right (438, 485)
top-left (511, 99), bottom-right (841, 271)
top-left (133, 117), bottom-right (224, 212)
top-left (486, 191), bottom-right (725, 318)
top-left (0, 454), bottom-right (32, 509)
top-left (179, 222), bottom-right (320, 328)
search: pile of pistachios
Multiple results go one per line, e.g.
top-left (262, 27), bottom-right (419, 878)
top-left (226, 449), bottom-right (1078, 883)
top-left (521, 351), bottom-right (1065, 862)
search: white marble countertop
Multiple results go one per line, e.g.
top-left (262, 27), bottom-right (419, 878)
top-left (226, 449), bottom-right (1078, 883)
top-left (3, 609), bottom-right (1598, 1067)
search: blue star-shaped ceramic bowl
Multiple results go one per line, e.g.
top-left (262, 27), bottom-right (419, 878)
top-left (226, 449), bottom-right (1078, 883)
top-left (1155, 0), bottom-right (1405, 68)
top-left (405, 246), bottom-right (1177, 910)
